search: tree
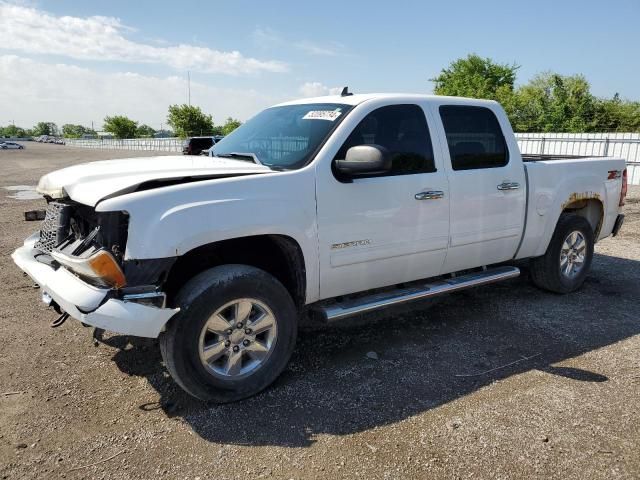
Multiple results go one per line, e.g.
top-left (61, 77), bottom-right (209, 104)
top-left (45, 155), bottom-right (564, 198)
top-left (33, 122), bottom-right (58, 136)
top-left (592, 94), bottom-right (640, 132)
top-left (432, 55), bottom-right (640, 132)
top-left (0, 125), bottom-right (26, 138)
top-left (508, 73), bottom-right (597, 133)
top-left (221, 117), bottom-right (242, 136)
top-left (614, 100), bottom-right (640, 131)
top-left (167, 104), bottom-right (214, 138)
top-left (103, 115), bottom-right (138, 139)
top-left (154, 129), bottom-right (174, 138)
top-left (62, 124), bottom-right (96, 138)
top-left (431, 54), bottom-right (518, 102)
top-left (136, 124), bottom-right (156, 137)
top-left (62, 124), bottom-right (81, 138)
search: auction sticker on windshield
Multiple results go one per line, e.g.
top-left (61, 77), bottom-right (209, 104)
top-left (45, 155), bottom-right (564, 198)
top-left (303, 110), bottom-right (342, 121)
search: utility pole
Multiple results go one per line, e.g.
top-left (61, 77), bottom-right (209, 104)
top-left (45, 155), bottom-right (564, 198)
top-left (187, 71), bottom-right (191, 106)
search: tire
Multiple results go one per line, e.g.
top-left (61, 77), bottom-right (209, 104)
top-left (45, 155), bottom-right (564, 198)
top-left (529, 213), bottom-right (594, 293)
top-left (159, 265), bottom-right (298, 402)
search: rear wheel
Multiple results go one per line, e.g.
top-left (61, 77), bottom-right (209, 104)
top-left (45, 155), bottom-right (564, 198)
top-left (530, 213), bottom-right (594, 293)
top-left (160, 265), bottom-right (298, 402)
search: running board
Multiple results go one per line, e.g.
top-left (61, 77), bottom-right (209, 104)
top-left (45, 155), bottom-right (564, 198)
top-left (317, 266), bottom-right (520, 322)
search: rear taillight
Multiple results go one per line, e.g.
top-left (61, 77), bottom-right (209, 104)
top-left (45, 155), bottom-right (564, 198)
top-left (620, 168), bottom-right (628, 206)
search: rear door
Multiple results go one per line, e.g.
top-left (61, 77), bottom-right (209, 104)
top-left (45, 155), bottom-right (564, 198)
top-left (316, 102), bottom-right (450, 299)
top-left (434, 104), bottom-right (526, 273)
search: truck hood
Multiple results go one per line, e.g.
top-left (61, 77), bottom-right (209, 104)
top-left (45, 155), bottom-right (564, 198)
top-left (36, 155), bottom-right (272, 206)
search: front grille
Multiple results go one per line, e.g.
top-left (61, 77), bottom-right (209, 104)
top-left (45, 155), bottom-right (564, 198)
top-left (34, 202), bottom-right (71, 253)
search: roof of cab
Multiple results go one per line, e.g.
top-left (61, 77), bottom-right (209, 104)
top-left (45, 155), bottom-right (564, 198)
top-left (274, 93), bottom-right (500, 108)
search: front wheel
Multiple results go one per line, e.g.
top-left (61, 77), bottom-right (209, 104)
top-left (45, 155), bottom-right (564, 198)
top-left (529, 213), bottom-right (594, 293)
top-left (160, 265), bottom-right (298, 402)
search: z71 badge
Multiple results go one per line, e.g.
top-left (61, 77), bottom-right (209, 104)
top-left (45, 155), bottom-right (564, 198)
top-left (331, 239), bottom-right (372, 250)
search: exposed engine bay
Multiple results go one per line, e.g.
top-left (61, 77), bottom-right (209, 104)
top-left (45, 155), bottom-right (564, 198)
top-left (35, 200), bottom-right (128, 261)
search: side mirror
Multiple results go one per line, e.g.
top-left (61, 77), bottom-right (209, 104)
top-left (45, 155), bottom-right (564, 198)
top-left (335, 145), bottom-right (391, 175)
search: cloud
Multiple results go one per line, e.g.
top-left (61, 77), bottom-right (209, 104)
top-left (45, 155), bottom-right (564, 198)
top-left (252, 27), bottom-right (345, 57)
top-left (0, 3), bottom-right (287, 75)
top-left (251, 28), bottom-right (283, 48)
top-left (0, 55), bottom-right (282, 127)
top-left (299, 82), bottom-right (343, 97)
top-left (294, 41), bottom-right (345, 57)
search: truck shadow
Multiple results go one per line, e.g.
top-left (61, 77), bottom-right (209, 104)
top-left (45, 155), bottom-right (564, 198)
top-left (106, 252), bottom-right (640, 447)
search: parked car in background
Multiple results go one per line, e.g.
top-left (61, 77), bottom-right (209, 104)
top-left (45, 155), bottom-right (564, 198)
top-left (32, 136), bottom-right (65, 145)
top-left (0, 141), bottom-right (25, 149)
top-left (202, 142), bottom-right (226, 156)
top-left (182, 135), bottom-right (224, 155)
top-left (13, 93), bottom-right (628, 402)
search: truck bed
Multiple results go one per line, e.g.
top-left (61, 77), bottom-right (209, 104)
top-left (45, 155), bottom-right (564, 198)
top-left (516, 154), bottom-right (626, 261)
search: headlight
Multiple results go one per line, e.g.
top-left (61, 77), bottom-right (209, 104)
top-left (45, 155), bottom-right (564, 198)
top-left (51, 249), bottom-right (127, 289)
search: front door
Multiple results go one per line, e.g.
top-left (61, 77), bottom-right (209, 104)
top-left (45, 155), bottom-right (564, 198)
top-left (316, 103), bottom-right (450, 299)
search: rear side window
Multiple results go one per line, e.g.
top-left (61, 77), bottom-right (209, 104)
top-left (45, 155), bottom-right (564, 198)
top-left (335, 104), bottom-right (435, 175)
top-left (439, 106), bottom-right (508, 171)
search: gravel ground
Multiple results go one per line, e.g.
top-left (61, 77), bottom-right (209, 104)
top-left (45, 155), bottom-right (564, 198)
top-left (0, 143), bottom-right (638, 479)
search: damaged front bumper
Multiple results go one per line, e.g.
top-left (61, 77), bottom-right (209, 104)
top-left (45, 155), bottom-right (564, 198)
top-left (11, 233), bottom-right (179, 338)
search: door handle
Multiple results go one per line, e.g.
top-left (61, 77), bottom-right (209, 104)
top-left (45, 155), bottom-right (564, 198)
top-left (497, 182), bottom-right (520, 191)
top-left (415, 190), bottom-right (444, 200)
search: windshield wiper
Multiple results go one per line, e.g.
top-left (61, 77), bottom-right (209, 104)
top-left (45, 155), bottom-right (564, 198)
top-left (214, 152), bottom-right (262, 165)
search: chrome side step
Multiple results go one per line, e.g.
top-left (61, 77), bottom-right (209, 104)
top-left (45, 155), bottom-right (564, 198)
top-left (317, 266), bottom-right (520, 322)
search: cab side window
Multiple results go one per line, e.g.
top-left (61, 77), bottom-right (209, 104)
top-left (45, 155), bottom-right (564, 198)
top-left (335, 104), bottom-right (435, 175)
top-left (439, 105), bottom-right (508, 171)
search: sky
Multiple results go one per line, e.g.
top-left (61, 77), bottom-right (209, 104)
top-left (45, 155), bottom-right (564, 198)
top-left (1, 0), bottom-right (639, 130)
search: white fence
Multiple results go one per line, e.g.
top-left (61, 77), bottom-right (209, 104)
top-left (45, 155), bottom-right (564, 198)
top-left (515, 133), bottom-right (640, 185)
top-left (65, 137), bottom-right (183, 152)
top-left (64, 133), bottom-right (640, 185)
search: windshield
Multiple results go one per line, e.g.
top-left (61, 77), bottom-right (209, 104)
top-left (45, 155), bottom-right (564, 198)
top-left (211, 103), bottom-right (353, 170)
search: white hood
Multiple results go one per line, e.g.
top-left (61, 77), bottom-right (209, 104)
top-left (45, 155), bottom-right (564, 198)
top-left (36, 155), bottom-right (272, 206)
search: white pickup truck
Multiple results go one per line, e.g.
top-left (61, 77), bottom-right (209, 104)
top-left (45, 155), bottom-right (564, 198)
top-left (13, 93), bottom-right (628, 402)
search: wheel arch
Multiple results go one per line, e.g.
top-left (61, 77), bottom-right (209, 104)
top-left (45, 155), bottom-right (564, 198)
top-left (164, 234), bottom-right (307, 309)
top-left (561, 195), bottom-right (604, 239)
top-left (533, 191), bottom-right (605, 258)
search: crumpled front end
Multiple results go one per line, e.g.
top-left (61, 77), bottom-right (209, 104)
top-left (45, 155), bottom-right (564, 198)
top-left (12, 200), bottom-right (179, 338)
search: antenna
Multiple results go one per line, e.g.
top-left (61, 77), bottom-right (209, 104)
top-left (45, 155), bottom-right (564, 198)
top-left (340, 86), bottom-right (353, 97)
